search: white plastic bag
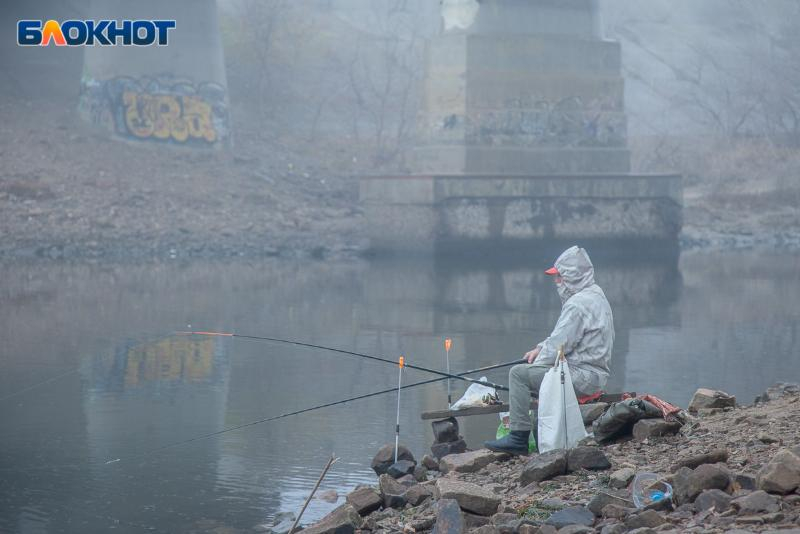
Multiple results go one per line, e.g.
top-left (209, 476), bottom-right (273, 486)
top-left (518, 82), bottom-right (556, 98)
top-left (537, 359), bottom-right (588, 453)
top-left (450, 376), bottom-right (498, 409)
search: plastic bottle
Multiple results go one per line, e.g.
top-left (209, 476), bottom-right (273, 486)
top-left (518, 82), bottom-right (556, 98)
top-left (631, 472), bottom-right (672, 508)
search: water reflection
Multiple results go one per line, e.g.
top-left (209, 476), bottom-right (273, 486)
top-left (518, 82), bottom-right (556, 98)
top-left (0, 249), bottom-right (798, 532)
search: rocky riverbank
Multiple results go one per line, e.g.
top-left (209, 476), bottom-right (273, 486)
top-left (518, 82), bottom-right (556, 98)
top-left (280, 383), bottom-right (800, 534)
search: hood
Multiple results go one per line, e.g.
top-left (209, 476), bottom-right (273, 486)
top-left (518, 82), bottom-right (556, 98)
top-left (554, 246), bottom-right (595, 294)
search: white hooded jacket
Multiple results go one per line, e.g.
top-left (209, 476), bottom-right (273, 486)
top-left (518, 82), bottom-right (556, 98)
top-left (535, 246), bottom-right (615, 395)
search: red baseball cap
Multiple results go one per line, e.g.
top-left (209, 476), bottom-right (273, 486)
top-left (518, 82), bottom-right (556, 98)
top-left (545, 267), bottom-right (559, 275)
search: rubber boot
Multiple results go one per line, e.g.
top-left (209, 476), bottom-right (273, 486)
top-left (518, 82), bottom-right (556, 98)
top-left (484, 430), bottom-right (530, 455)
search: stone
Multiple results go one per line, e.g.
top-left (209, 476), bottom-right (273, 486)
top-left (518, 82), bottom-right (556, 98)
top-left (404, 484), bottom-right (433, 507)
top-left (433, 498), bottom-right (465, 534)
top-left (609, 467), bottom-right (636, 489)
top-left (520, 450), bottom-right (567, 485)
top-left (372, 443), bottom-right (415, 476)
top-left (580, 403), bottom-right (609, 424)
top-left (632, 419), bottom-right (681, 441)
top-left (557, 526), bottom-right (594, 534)
top-left (413, 465), bottom-right (428, 482)
top-left (567, 446), bottom-right (612, 472)
top-left (423, 454), bottom-right (440, 470)
top-left (757, 432), bottom-right (780, 444)
top-left (670, 449), bottom-right (729, 472)
top-left (463, 512), bottom-right (492, 530)
top-left (545, 506), bottom-right (594, 529)
top-left (301, 503), bottom-right (363, 534)
top-left (396, 474), bottom-right (417, 487)
top-left (439, 449), bottom-right (498, 474)
top-left (688, 388), bottom-right (736, 413)
top-left (757, 448), bottom-right (800, 494)
top-left (754, 382), bottom-right (800, 404)
top-left (624, 510), bottom-right (665, 529)
top-left (432, 439), bottom-right (468, 459)
top-left (588, 490), bottom-right (632, 516)
top-left (260, 511), bottom-right (296, 534)
top-left (432, 417), bottom-right (461, 444)
top-left (600, 525), bottom-right (626, 534)
top-left (694, 489), bottom-right (732, 512)
top-left (731, 490), bottom-right (781, 514)
top-left (346, 486), bottom-right (382, 516)
top-left (673, 464), bottom-right (730, 504)
top-left (317, 489), bottom-right (338, 503)
top-left (471, 526), bottom-right (499, 534)
top-left (436, 478), bottom-right (502, 516)
top-left (601, 504), bottom-right (634, 519)
top-left (379, 474), bottom-right (407, 509)
top-left (387, 460), bottom-right (417, 479)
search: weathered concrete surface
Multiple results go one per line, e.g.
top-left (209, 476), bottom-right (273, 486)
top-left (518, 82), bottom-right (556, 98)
top-left (79, 0), bottom-right (230, 146)
top-left (360, 174), bottom-right (682, 252)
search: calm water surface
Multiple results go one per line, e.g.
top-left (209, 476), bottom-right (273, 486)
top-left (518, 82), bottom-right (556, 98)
top-left (1, 249), bottom-right (799, 533)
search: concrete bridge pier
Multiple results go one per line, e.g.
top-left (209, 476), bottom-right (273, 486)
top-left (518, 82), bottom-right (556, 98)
top-left (360, 0), bottom-right (682, 254)
top-left (78, 0), bottom-right (230, 147)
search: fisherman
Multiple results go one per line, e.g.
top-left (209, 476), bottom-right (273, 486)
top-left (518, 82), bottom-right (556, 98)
top-left (484, 246), bottom-right (614, 455)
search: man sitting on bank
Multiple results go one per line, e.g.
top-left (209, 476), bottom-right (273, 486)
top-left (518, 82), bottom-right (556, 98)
top-left (485, 245), bottom-right (615, 455)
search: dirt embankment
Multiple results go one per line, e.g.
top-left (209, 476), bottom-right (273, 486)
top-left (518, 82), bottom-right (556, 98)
top-left (0, 96), bottom-right (365, 261)
top-left (292, 383), bottom-right (800, 534)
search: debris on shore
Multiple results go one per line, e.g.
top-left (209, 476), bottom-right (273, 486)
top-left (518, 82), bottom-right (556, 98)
top-left (293, 383), bottom-right (800, 534)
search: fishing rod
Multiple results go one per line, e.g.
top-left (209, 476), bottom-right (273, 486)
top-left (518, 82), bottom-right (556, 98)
top-left (176, 331), bottom-right (509, 391)
top-left (105, 357), bottom-right (522, 465)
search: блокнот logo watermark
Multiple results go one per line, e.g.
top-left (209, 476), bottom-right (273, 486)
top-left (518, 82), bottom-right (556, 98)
top-left (18, 20), bottom-right (176, 46)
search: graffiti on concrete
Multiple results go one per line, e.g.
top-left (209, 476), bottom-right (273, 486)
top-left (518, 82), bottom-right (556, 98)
top-left (421, 95), bottom-right (626, 148)
top-left (79, 75), bottom-right (229, 145)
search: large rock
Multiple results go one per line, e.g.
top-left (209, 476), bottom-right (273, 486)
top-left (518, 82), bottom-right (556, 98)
top-left (404, 484), bottom-right (433, 507)
top-left (378, 474), bottom-right (407, 508)
top-left (567, 446), bottom-right (611, 472)
top-left (673, 464), bottom-right (731, 504)
top-left (302, 504), bottom-right (363, 534)
top-left (544, 506), bottom-right (594, 529)
top-left (432, 439), bottom-right (468, 460)
top-left (580, 403), bottom-right (609, 425)
top-left (387, 460), bottom-right (417, 479)
top-left (609, 467), bottom-right (636, 489)
top-left (670, 449), bottom-right (729, 472)
top-left (688, 388), bottom-right (736, 413)
top-left (694, 489), bottom-right (732, 512)
top-left (436, 478), bottom-right (501, 516)
top-left (422, 454), bottom-right (440, 470)
top-left (371, 444), bottom-right (415, 476)
top-left (345, 486), bottom-right (382, 516)
top-left (432, 417), bottom-right (461, 444)
top-left (631, 419), bottom-right (681, 441)
top-left (433, 498), bottom-right (465, 534)
top-left (731, 490), bottom-right (781, 514)
top-left (439, 449), bottom-right (499, 474)
top-left (756, 448), bottom-right (800, 494)
top-left (623, 510), bottom-right (665, 530)
top-left (588, 490), bottom-right (631, 516)
top-left (519, 450), bottom-right (567, 485)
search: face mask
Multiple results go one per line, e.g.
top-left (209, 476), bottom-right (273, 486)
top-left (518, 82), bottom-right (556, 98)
top-left (556, 279), bottom-right (573, 304)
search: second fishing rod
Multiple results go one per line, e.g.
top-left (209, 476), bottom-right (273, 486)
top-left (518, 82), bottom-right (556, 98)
top-left (177, 330), bottom-right (509, 391)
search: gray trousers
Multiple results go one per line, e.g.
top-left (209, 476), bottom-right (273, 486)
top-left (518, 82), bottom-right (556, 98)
top-left (508, 364), bottom-right (550, 432)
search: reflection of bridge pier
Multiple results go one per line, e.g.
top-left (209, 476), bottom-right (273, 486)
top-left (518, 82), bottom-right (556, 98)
top-left (356, 249), bottom-right (681, 443)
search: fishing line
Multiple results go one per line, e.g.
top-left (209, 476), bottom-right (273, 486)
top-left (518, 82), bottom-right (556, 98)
top-left (104, 358), bottom-right (522, 465)
top-left (176, 331), bottom-right (509, 391)
top-left (0, 368), bottom-right (79, 402)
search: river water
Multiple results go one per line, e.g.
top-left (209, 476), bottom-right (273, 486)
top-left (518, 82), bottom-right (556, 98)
top-left (1, 249), bottom-right (799, 533)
